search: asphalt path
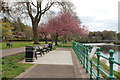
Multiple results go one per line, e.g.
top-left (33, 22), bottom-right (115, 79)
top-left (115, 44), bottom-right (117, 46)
top-left (0, 44), bottom-right (46, 58)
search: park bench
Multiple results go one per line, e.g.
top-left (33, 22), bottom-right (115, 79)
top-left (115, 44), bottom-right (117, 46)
top-left (6, 42), bottom-right (12, 48)
top-left (48, 43), bottom-right (53, 51)
top-left (35, 45), bottom-right (48, 58)
top-left (42, 45), bottom-right (50, 53)
top-left (35, 46), bottom-right (44, 58)
top-left (35, 44), bottom-right (53, 59)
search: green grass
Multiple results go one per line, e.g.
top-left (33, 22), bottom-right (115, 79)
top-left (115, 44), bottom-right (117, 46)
top-left (58, 42), bottom-right (72, 48)
top-left (52, 42), bottom-right (72, 50)
top-left (92, 57), bottom-right (120, 79)
top-left (2, 53), bottom-right (33, 79)
top-left (0, 41), bottom-right (52, 50)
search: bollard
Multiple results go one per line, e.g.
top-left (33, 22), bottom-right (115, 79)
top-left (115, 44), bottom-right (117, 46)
top-left (96, 47), bottom-right (100, 80)
top-left (83, 44), bottom-right (86, 68)
top-left (109, 49), bottom-right (114, 80)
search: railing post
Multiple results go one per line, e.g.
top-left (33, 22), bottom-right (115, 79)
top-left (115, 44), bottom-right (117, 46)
top-left (90, 59), bottom-right (93, 80)
top-left (90, 46), bottom-right (93, 52)
top-left (96, 47), bottom-right (100, 80)
top-left (83, 45), bottom-right (85, 68)
top-left (109, 49), bottom-right (114, 80)
top-left (86, 45), bottom-right (88, 73)
top-left (78, 44), bottom-right (81, 63)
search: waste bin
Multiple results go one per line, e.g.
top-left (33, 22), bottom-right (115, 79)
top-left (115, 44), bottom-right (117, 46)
top-left (48, 43), bottom-right (53, 51)
top-left (25, 46), bottom-right (35, 62)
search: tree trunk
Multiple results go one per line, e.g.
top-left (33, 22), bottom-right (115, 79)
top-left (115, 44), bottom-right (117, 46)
top-left (32, 21), bottom-right (39, 44)
top-left (55, 35), bottom-right (58, 45)
top-left (45, 35), bottom-right (48, 44)
top-left (64, 35), bottom-right (67, 43)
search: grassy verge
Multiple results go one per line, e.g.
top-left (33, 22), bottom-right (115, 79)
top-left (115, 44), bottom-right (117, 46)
top-left (92, 57), bottom-right (120, 79)
top-left (58, 42), bottom-right (72, 48)
top-left (52, 42), bottom-right (72, 50)
top-left (2, 53), bottom-right (33, 79)
top-left (0, 41), bottom-right (52, 50)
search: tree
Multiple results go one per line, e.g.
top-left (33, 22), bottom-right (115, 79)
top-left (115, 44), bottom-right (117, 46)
top-left (1, 22), bottom-right (14, 40)
top-left (23, 26), bottom-right (33, 40)
top-left (38, 23), bottom-right (49, 44)
top-left (1, 0), bottom-right (11, 15)
top-left (1, 0), bottom-right (75, 44)
top-left (102, 30), bottom-right (117, 40)
top-left (88, 31), bottom-right (103, 42)
top-left (11, 17), bottom-right (26, 32)
top-left (117, 33), bottom-right (120, 40)
top-left (46, 12), bottom-right (88, 45)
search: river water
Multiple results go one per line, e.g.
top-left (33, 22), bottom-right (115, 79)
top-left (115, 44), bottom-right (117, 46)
top-left (84, 43), bottom-right (120, 72)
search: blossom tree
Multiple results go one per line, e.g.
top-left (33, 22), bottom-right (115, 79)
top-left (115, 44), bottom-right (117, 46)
top-left (46, 12), bottom-right (88, 45)
top-left (38, 23), bottom-right (49, 44)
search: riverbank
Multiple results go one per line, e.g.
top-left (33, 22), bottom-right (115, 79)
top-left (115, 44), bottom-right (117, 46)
top-left (93, 57), bottom-right (120, 79)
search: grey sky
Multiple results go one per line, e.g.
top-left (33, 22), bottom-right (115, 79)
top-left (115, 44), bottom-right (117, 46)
top-left (70, 0), bottom-right (119, 32)
top-left (118, 1), bottom-right (120, 32)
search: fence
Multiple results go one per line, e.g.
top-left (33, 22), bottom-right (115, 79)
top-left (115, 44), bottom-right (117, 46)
top-left (72, 42), bottom-right (120, 80)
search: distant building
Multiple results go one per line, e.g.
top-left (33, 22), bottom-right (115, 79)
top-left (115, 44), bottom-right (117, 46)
top-left (13, 32), bottom-right (25, 39)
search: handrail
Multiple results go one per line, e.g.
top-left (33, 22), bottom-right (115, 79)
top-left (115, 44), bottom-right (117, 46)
top-left (99, 54), bottom-right (109, 60)
top-left (72, 42), bottom-right (120, 80)
top-left (112, 60), bottom-right (120, 65)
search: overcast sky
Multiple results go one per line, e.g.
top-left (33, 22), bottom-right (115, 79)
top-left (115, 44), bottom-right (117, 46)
top-left (69, 0), bottom-right (120, 32)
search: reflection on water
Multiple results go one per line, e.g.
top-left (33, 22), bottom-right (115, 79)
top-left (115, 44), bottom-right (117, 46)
top-left (97, 45), bottom-right (120, 72)
top-left (98, 45), bottom-right (120, 53)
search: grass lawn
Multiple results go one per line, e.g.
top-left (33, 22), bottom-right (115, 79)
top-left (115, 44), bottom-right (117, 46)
top-left (58, 42), bottom-right (72, 48)
top-left (2, 53), bottom-right (33, 79)
top-left (0, 41), bottom-right (52, 50)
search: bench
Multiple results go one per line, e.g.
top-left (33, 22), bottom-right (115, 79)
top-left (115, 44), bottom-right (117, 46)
top-left (34, 44), bottom-right (52, 59)
top-left (6, 42), bottom-right (12, 48)
top-left (48, 43), bottom-right (53, 51)
top-left (34, 46), bottom-right (44, 59)
top-left (34, 46), bottom-right (47, 59)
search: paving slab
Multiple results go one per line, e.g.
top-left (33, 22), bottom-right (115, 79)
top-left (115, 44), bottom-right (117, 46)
top-left (16, 48), bottom-right (89, 79)
top-left (22, 50), bottom-right (73, 65)
top-left (19, 64), bottom-right (75, 78)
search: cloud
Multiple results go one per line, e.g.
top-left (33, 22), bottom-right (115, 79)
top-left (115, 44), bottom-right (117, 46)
top-left (79, 16), bottom-right (118, 31)
top-left (70, 0), bottom-right (119, 32)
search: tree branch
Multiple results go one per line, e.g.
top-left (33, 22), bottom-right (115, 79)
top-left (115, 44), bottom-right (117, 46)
top-left (35, 2), bottom-right (42, 20)
top-left (26, 2), bottom-right (34, 20)
top-left (31, 2), bottom-right (37, 8)
top-left (41, 2), bottom-right (55, 14)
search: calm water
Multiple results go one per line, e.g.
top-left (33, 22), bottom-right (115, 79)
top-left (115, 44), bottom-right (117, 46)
top-left (85, 43), bottom-right (120, 72)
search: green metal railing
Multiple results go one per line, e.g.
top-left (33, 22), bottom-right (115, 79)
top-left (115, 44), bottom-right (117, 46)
top-left (72, 42), bottom-right (120, 80)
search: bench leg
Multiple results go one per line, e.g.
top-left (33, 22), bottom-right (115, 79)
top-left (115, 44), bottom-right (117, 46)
top-left (42, 52), bottom-right (45, 55)
top-left (40, 53), bottom-right (42, 57)
top-left (35, 53), bottom-right (37, 59)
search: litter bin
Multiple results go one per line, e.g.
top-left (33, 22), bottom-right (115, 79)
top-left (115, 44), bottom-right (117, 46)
top-left (48, 43), bottom-right (53, 51)
top-left (25, 46), bottom-right (35, 62)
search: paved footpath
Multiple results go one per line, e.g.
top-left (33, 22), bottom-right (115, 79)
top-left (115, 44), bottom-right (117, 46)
top-left (16, 48), bottom-right (89, 79)
top-left (0, 47), bottom-right (25, 58)
top-left (0, 45), bottom-right (46, 58)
